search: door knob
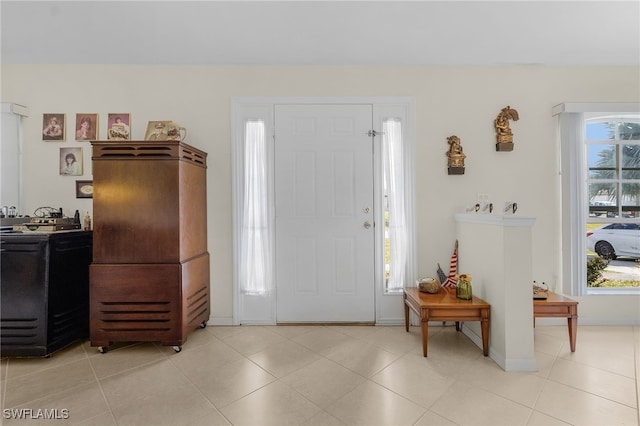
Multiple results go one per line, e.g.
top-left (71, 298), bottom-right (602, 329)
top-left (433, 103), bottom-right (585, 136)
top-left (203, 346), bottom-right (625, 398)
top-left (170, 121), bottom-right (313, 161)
top-left (364, 221), bottom-right (371, 229)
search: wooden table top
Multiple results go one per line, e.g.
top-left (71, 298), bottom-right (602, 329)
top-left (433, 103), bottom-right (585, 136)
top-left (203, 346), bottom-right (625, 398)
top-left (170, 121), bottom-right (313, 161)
top-left (533, 291), bottom-right (578, 306)
top-left (404, 287), bottom-right (490, 308)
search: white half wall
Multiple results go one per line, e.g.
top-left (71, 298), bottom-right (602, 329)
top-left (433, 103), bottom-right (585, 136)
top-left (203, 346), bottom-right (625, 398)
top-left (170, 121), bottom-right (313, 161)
top-left (455, 213), bottom-right (538, 371)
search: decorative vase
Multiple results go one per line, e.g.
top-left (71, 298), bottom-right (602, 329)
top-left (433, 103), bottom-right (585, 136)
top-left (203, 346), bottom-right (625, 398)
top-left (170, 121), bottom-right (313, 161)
top-left (456, 275), bottom-right (473, 300)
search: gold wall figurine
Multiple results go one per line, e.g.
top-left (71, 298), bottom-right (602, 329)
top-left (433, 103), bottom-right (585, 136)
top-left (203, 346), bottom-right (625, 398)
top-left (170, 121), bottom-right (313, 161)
top-left (494, 105), bottom-right (519, 151)
top-left (446, 135), bottom-right (466, 175)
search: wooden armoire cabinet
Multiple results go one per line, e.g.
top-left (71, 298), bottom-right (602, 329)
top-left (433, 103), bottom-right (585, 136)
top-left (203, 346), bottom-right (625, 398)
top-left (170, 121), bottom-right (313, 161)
top-left (89, 140), bottom-right (209, 352)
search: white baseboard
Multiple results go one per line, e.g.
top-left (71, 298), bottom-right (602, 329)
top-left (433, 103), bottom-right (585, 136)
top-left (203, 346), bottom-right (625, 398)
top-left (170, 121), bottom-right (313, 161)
top-left (535, 316), bottom-right (640, 326)
top-left (461, 325), bottom-right (538, 372)
top-left (207, 317), bottom-right (234, 326)
top-left (375, 318), bottom-right (404, 326)
top-left (209, 316), bottom-right (639, 328)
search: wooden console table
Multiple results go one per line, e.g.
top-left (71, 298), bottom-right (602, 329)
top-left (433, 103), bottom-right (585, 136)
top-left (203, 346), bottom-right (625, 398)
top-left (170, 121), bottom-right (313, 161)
top-left (533, 291), bottom-right (578, 352)
top-left (403, 287), bottom-right (490, 357)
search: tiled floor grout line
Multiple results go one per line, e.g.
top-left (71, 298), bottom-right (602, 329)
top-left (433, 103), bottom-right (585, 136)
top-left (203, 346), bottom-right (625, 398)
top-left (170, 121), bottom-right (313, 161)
top-left (244, 327), bottom-right (428, 425)
top-left (543, 345), bottom-right (638, 403)
top-left (224, 333), bottom-right (345, 426)
top-left (165, 349), bottom-right (234, 426)
top-left (1, 357), bottom-right (98, 411)
top-left (527, 351), bottom-right (567, 426)
top-left (84, 342), bottom-right (119, 426)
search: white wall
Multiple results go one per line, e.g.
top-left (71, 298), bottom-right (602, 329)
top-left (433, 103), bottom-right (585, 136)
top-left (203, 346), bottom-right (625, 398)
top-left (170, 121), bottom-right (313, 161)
top-left (1, 64), bottom-right (638, 324)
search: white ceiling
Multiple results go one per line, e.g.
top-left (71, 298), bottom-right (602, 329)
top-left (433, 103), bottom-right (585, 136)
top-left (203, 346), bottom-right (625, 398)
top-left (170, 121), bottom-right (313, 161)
top-left (1, 0), bottom-right (639, 66)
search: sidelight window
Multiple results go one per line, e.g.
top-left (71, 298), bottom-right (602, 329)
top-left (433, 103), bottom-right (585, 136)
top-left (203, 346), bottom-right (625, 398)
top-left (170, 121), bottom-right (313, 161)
top-left (239, 120), bottom-right (272, 295)
top-left (382, 119), bottom-right (407, 292)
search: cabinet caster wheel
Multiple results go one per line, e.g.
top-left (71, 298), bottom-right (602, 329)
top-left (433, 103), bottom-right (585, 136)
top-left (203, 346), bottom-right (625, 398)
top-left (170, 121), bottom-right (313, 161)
top-left (98, 346), bottom-right (109, 354)
top-left (172, 346), bottom-right (182, 353)
top-left (199, 321), bottom-right (207, 329)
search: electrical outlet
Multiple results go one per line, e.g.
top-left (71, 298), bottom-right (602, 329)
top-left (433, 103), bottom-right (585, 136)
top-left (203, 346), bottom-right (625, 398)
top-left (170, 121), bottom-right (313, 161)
top-left (477, 193), bottom-right (489, 202)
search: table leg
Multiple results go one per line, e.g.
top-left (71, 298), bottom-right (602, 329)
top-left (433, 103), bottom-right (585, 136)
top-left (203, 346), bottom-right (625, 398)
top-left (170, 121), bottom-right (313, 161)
top-left (421, 318), bottom-right (429, 357)
top-left (567, 310), bottom-right (577, 352)
top-left (404, 300), bottom-right (410, 332)
top-left (481, 308), bottom-right (490, 357)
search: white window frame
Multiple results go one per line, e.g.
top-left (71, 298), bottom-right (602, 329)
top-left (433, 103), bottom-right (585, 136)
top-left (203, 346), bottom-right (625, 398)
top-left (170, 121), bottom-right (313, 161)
top-left (554, 102), bottom-right (640, 296)
top-left (231, 97), bottom-right (416, 325)
top-left (1, 103), bottom-right (28, 213)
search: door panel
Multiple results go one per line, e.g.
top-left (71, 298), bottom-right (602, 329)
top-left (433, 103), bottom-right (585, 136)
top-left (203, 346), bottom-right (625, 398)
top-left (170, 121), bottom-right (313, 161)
top-left (275, 104), bottom-right (374, 322)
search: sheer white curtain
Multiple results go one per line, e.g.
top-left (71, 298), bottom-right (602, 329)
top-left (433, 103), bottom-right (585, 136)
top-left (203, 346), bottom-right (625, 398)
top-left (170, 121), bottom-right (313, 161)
top-left (382, 119), bottom-right (407, 292)
top-left (240, 120), bottom-right (272, 295)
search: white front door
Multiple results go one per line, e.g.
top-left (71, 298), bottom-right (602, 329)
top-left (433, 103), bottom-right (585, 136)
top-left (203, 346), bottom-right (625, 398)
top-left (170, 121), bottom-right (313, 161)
top-left (275, 104), bottom-right (375, 322)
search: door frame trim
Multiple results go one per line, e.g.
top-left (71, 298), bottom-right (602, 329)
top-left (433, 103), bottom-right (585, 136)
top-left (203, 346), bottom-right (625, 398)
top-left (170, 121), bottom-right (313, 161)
top-left (231, 97), bottom-right (416, 325)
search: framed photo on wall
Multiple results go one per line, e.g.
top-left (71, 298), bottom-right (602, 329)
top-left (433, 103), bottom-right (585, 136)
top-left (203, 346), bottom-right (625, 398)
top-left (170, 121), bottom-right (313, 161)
top-left (107, 113), bottom-right (130, 140)
top-left (75, 180), bottom-right (93, 198)
top-left (42, 113), bottom-right (65, 141)
top-left (75, 113), bottom-right (98, 141)
top-left (59, 147), bottom-right (83, 176)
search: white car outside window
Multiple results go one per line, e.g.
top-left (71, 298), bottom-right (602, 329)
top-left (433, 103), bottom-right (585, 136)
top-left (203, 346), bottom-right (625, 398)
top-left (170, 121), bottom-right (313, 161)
top-left (587, 223), bottom-right (640, 259)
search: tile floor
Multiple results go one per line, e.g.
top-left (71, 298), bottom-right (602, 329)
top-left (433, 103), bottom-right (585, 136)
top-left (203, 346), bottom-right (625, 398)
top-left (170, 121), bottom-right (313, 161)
top-left (1, 324), bottom-right (638, 425)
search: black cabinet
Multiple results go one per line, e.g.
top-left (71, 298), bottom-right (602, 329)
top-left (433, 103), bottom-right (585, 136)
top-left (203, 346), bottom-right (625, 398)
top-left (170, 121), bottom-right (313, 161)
top-left (1, 231), bottom-right (92, 357)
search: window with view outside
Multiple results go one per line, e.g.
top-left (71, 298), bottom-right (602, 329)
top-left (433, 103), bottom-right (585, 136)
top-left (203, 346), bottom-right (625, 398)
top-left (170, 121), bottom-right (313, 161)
top-left (239, 120), bottom-right (272, 295)
top-left (382, 119), bottom-right (407, 292)
top-left (585, 117), bottom-right (640, 289)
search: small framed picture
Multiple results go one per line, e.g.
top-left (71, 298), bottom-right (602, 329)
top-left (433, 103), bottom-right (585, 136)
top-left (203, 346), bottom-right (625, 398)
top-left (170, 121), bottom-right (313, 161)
top-left (75, 180), bottom-right (93, 198)
top-left (107, 113), bottom-right (131, 140)
top-left (42, 113), bottom-right (65, 141)
top-left (60, 147), bottom-right (83, 176)
top-left (144, 120), bottom-right (171, 140)
top-left (75, 113), bottom-right (98, 141)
